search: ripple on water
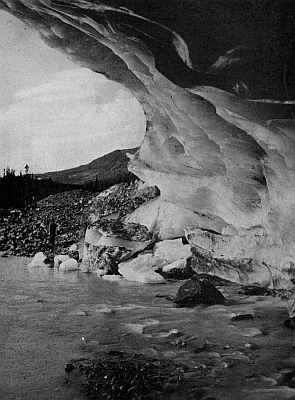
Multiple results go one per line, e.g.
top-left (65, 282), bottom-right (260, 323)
top-left (2, 257), bottom-right (295, 400)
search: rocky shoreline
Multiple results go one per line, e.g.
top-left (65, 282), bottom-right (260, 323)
top-left (0, 190), bottom-right (94, 257)
top-left (2, 181), bottom-right (294, 303)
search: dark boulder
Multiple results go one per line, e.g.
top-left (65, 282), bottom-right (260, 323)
top-left (173, 276), bottom-right (225, 306)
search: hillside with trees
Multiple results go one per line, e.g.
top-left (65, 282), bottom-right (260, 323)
top-left (0, 149), bottom-right (138, 210)
top-left (40, 148), bottom-right (138, 186)
top-left (0, 165), bottom-right (81, 210)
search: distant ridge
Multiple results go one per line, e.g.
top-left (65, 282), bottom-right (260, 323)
top-left (41, 148), bottom-right (138, 185)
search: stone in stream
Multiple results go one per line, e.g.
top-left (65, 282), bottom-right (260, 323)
top-left (236, 285), bottom-right (275, 296)
top-left (284, 318), bottom-right (295, 329)
top-left (231, 313), bottom-right (254, 321)
top-left (65, 363), bottom-right (75, 373)
top-left (173, 276), bottom-right (225, 306)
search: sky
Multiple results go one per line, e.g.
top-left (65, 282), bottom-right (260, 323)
top-left (0, 11), bottom-right (145, 174)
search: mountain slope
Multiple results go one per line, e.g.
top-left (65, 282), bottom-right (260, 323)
top-left (41, 148), bottom-right (138, 185)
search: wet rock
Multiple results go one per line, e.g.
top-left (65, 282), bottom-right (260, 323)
top-left (222, 351), bottom-right (251, 362)
top-left (69, 356), bottom-right (170, 399)
top-left (194, 341), bottom-right (217, 354)
top-left (69, 310), bottom-right (88, 316)
top-left (233, 327), bottom-right (263, 337)
top-left (65, 363), bottom-right (75, 373)
top-left (236, 285), bottom-right (275, 296)
top-left (138, 348), bottom-right (160, 358)
top-left (124, 323), bottom-right (146, 334)
top-left (80, 244), bottom-right (125, 275)
top-left (284, 318), bottom-right (295, 329)
top-left (173, 276), bottom-right (225, 306)
top-left (158, 257), bottom-right (195, 280)
top-left (231, 313), bottom-right (254, 321)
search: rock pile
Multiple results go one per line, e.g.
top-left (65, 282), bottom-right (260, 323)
top-left (0, 190), bottom-right (94, 257)
top-left (88, 181), bottom-right (159, 223)
top-left (0, 181), bottom-right (159, 259)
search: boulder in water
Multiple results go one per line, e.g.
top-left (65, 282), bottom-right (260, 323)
top-left (80, 244), bottom-right (127, 275)
top-left (173, 276), bottom-right (225, 306)
top-left (81, 220), bottom-right (152, 275)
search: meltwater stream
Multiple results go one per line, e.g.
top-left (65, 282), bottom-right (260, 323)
top-left (0, 257), bottom-right (184, 400)
top-left (2, 257), bottom-right (295, 400)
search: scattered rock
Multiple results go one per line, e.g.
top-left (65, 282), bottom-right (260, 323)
top-left (0, 190), bottom-right (93, 257)
top-left (234, 327), bottom-right (263, 337)
top-left (194, 341), bottom-right (216, 354)
top-left (222, 351), bottom-right (251, 362)
top-left (236, 285), bottom-right (275, 296)
top-left (173, 276), bottom-right (225, 306)
top-left (284, 318), bottom-right (295, 329)
top-left (124, 323), bottom-right (146, 334)
top-left (65, 363), bottom-right (75, 373)
top-left (69, 310), bottom-right (88, 316)
top-left (138, 348), bottom-right (160, 358)
top-left (231, 313), bottom-right (254, 321)
top-left (161, 351), bottom-right (177, 359)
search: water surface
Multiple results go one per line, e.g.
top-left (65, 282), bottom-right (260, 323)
top-left (1, 257), bottom-right (295, 400)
